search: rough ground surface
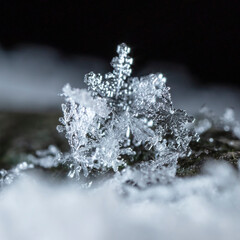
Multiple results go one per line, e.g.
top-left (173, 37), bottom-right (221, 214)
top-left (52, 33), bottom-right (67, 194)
top-left (177, 130), bottom-right (240, 177)
top-left (0, 112), bottom-right (68, 170)
top-left (0, 112), bottom-right (239, 177)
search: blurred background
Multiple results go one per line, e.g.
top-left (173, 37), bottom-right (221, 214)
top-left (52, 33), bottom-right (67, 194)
top-left (0, 0), bottom-right (239, 114)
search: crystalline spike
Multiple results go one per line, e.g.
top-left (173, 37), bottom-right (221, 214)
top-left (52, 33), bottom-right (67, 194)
top-left (117, 43), bottom-right (131, 55)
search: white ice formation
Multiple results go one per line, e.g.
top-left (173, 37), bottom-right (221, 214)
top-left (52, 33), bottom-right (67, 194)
top-left (0, 162), bottom-right (34, 187)
top-left (57, 43), bottom-right (199, 180)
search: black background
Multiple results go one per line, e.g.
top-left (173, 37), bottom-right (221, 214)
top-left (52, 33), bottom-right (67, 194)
top-left (0, 0), bottom-right (239, 87)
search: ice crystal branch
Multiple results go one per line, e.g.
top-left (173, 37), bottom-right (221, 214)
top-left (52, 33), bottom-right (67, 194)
top-left (57, 43), bottom-right (199, 179)
top-left (84, 43), bottom-right (133, 111)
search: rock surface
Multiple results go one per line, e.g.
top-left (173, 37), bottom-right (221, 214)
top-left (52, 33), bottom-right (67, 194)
top-left (0, 112), bottom-right (68, 170)
top-left (177, 130), bottom-right (240, 177)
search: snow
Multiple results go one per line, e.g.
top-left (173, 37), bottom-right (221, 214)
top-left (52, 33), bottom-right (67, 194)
top-left (0, 45), bottom-right (107, 112)
top-left (0, 162), bottom-right (240, 240)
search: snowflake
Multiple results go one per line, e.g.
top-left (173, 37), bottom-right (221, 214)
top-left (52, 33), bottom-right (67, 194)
top-left (57, 43), bottom-right (198, 179)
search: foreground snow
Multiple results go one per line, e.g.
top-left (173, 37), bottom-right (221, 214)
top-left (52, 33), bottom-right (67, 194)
top-left (0, 162), bottom-right (239, 240)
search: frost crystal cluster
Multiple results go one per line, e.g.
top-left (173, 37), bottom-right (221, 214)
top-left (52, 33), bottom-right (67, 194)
top-left (0, 162), bottom-right (34, 187)
top-left (57, 43), bottom-right (198, 179)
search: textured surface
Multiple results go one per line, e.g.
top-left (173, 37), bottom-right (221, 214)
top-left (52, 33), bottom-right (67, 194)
top-left (0, 112), bottom-right (239, 180)
top-left (0, 112), bottom-right (68, 170)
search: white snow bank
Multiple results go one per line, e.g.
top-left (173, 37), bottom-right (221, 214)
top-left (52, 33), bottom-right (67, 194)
top-left (0, 162), bottom-right (240, 240)
top-left (0, 46), bottom-right (240, 117)
top-left (0, 45), bottom-right (107, 111)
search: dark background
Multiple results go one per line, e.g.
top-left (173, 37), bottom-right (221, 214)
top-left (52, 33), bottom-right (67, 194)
top-left (0, 0), bottom-right (239, 87)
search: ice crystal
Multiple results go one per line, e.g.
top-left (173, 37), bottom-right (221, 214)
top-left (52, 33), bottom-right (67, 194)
top-left (57, 43), bottom-right (198, 179)
top-left (28, 145), bottom-right (61, 168)
top-left (0, 146), bottom-right (62, 187)
top-left (0, 162), bottom-right (34, 187)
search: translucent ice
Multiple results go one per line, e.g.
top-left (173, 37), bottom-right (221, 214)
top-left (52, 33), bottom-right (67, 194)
top-left (58, 43), bottom-right (199, 179)
top-left (0, 162), bottom-right (34, 187)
